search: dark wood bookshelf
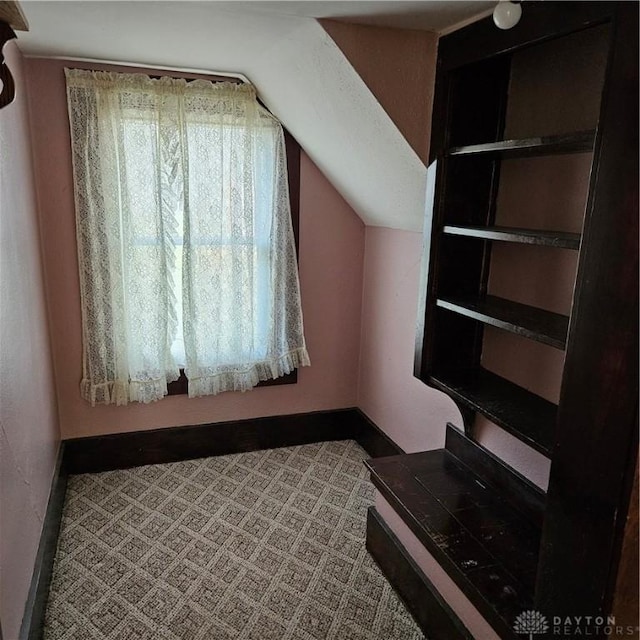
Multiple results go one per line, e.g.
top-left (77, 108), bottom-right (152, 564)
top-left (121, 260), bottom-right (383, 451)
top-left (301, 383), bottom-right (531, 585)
top-left (430, 368), bottom-right (556, 456)
top-left (366, 447), bottom-right (540, 640)
top-left (393, 4), bottom-right (638, 637)
top-left (448, 130), bottom-right (595, 159)
top-left (443, 225), bottom-right (581, 250)
top-left (436, 294), bottom-right (569, 350)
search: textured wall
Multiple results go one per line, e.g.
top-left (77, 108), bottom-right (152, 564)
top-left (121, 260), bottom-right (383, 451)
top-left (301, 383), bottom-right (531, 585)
top-left (0, 43), bottom-right (60, 640)
top-left (321, 20), bottom-right (436, 164)
top-left (25, 57), bottom-right (366, 439)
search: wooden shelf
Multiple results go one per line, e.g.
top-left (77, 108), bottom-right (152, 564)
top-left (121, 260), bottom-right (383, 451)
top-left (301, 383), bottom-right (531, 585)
top-left (429, 368), bottom-right (556, 456)
top-left (448, 130), bottom-right (595, 158)
top-left (366, 448), bottom-right (540, 639)
top-left (437, 294), bottom-right (569, 350)
top-left (443, 225), bottom-right (581, 250)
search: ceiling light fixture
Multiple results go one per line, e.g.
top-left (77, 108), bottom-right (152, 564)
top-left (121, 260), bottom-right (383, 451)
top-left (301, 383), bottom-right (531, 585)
top-left (493, 0), bottom-right (522, 30)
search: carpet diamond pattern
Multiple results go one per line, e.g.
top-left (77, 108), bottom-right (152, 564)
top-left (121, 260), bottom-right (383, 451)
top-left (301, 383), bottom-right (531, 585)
top-left (44, 439), bottom-right (423, 639)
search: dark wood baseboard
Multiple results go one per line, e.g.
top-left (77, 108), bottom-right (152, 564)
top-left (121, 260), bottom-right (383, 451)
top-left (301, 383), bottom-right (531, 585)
top-left (366, 507), bottom-right (473, 640)
top-left (64, 407), bottom-right (402, 474)
top-left (352, 409), bottom-right (405, 458)
top-left (19, 444), bottom-right (68, 640)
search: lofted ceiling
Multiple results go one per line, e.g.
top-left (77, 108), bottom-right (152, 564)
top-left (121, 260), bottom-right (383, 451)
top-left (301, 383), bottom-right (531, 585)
top-left (15, 1), bottom-right (492, 231)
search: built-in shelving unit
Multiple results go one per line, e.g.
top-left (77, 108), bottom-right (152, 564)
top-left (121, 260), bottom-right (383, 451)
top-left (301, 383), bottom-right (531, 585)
top-left (367, 4), bottom-right (638, 639)
top-left (417, 19), bottom-right (613, 459)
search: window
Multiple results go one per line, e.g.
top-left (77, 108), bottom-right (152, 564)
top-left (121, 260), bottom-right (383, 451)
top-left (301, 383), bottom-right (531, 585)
top-left (65, 69), bottom-right (309, 405)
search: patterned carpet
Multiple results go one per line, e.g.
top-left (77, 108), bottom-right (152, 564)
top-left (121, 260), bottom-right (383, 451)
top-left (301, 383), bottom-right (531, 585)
top-left (44, 440), bottom-right (423, 640)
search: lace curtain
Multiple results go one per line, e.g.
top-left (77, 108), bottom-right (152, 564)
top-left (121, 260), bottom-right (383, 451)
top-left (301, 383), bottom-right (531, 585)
top-left (65, 68), bottom-right (309, 405)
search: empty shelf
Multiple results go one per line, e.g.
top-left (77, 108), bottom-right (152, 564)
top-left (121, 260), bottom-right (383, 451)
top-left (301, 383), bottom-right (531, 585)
top-left (437, 294), bottom-right (569, 350)
top-left (429, 368), bottom-right (556, 455)
top-left (443, 225), bottom-right (581, 250)
top-left (448, 130), bottom-right (595, 158)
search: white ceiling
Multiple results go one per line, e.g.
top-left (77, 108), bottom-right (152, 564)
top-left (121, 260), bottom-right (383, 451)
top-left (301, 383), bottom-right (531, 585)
top-left (16, 1), bottom-right (492, 231)
top-left (152, 1), bottom-right (495, 32)
top-left (17, 1), bottom-right (495, 41)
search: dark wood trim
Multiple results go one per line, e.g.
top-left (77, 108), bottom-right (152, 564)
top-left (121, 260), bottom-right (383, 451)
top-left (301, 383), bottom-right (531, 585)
top-left (535, 2), bottom-right (639, 622)
top-left (19, 444), bottom-right (68, 640)
top-left (366, 507), bottom-right (473, 640)
top-left (64, 408), bottom-right (401, 473)
top-left (609, 449), bottom-right (639, 631)
top-left (0, 21), bottom-right (17, 110)
top-left (284, 127), bottom-right (301, 257)
top-left (167, 368), bottom-right (297, 396)
top-left (65, 409), bottom-right (357, 473)
top-left (445, 423), bottom-right (546, 528)
top-left (352, 409), bottom-right (405, 458)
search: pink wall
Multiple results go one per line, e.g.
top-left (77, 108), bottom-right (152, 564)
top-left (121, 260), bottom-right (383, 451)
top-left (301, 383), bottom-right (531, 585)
top-left (25, 58), bottom-right (365, 439)
top-left (358, 227), bottom-right (461, 451)
top-left (0, 43), bottom-right (60, 640)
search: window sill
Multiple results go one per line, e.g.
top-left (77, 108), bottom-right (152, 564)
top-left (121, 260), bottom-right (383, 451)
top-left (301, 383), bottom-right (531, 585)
top-left (166, 368), bottom-right (298, 396)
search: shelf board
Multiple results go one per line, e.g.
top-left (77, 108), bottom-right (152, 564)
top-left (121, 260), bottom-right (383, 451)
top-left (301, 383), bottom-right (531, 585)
top-left (366, 449), bottom-right (540, 639)
top-left (448, 130), bottom-right (595, 158)
top-left (429, 368), bottom-right (556, 456)
top-left (443, 225), bottom-right (581, 250)
top-left (437, 294), bottom-right (569, 350)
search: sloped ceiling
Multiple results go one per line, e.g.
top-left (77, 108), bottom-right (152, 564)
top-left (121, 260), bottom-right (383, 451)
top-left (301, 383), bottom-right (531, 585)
top-left (16, 1), bottom-right (491, 231)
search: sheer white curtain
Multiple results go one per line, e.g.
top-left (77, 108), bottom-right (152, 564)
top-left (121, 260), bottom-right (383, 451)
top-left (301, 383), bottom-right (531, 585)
top-left (66, 69), bottom-right (309, 405)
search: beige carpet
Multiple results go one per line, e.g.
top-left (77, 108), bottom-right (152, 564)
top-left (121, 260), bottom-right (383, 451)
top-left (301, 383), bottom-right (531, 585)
top-left (44, 439), bottom-right (423, 639)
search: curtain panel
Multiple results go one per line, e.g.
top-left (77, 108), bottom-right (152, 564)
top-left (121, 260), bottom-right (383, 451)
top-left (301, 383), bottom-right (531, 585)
top-left (65, 68), bottom-right (309, 405)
